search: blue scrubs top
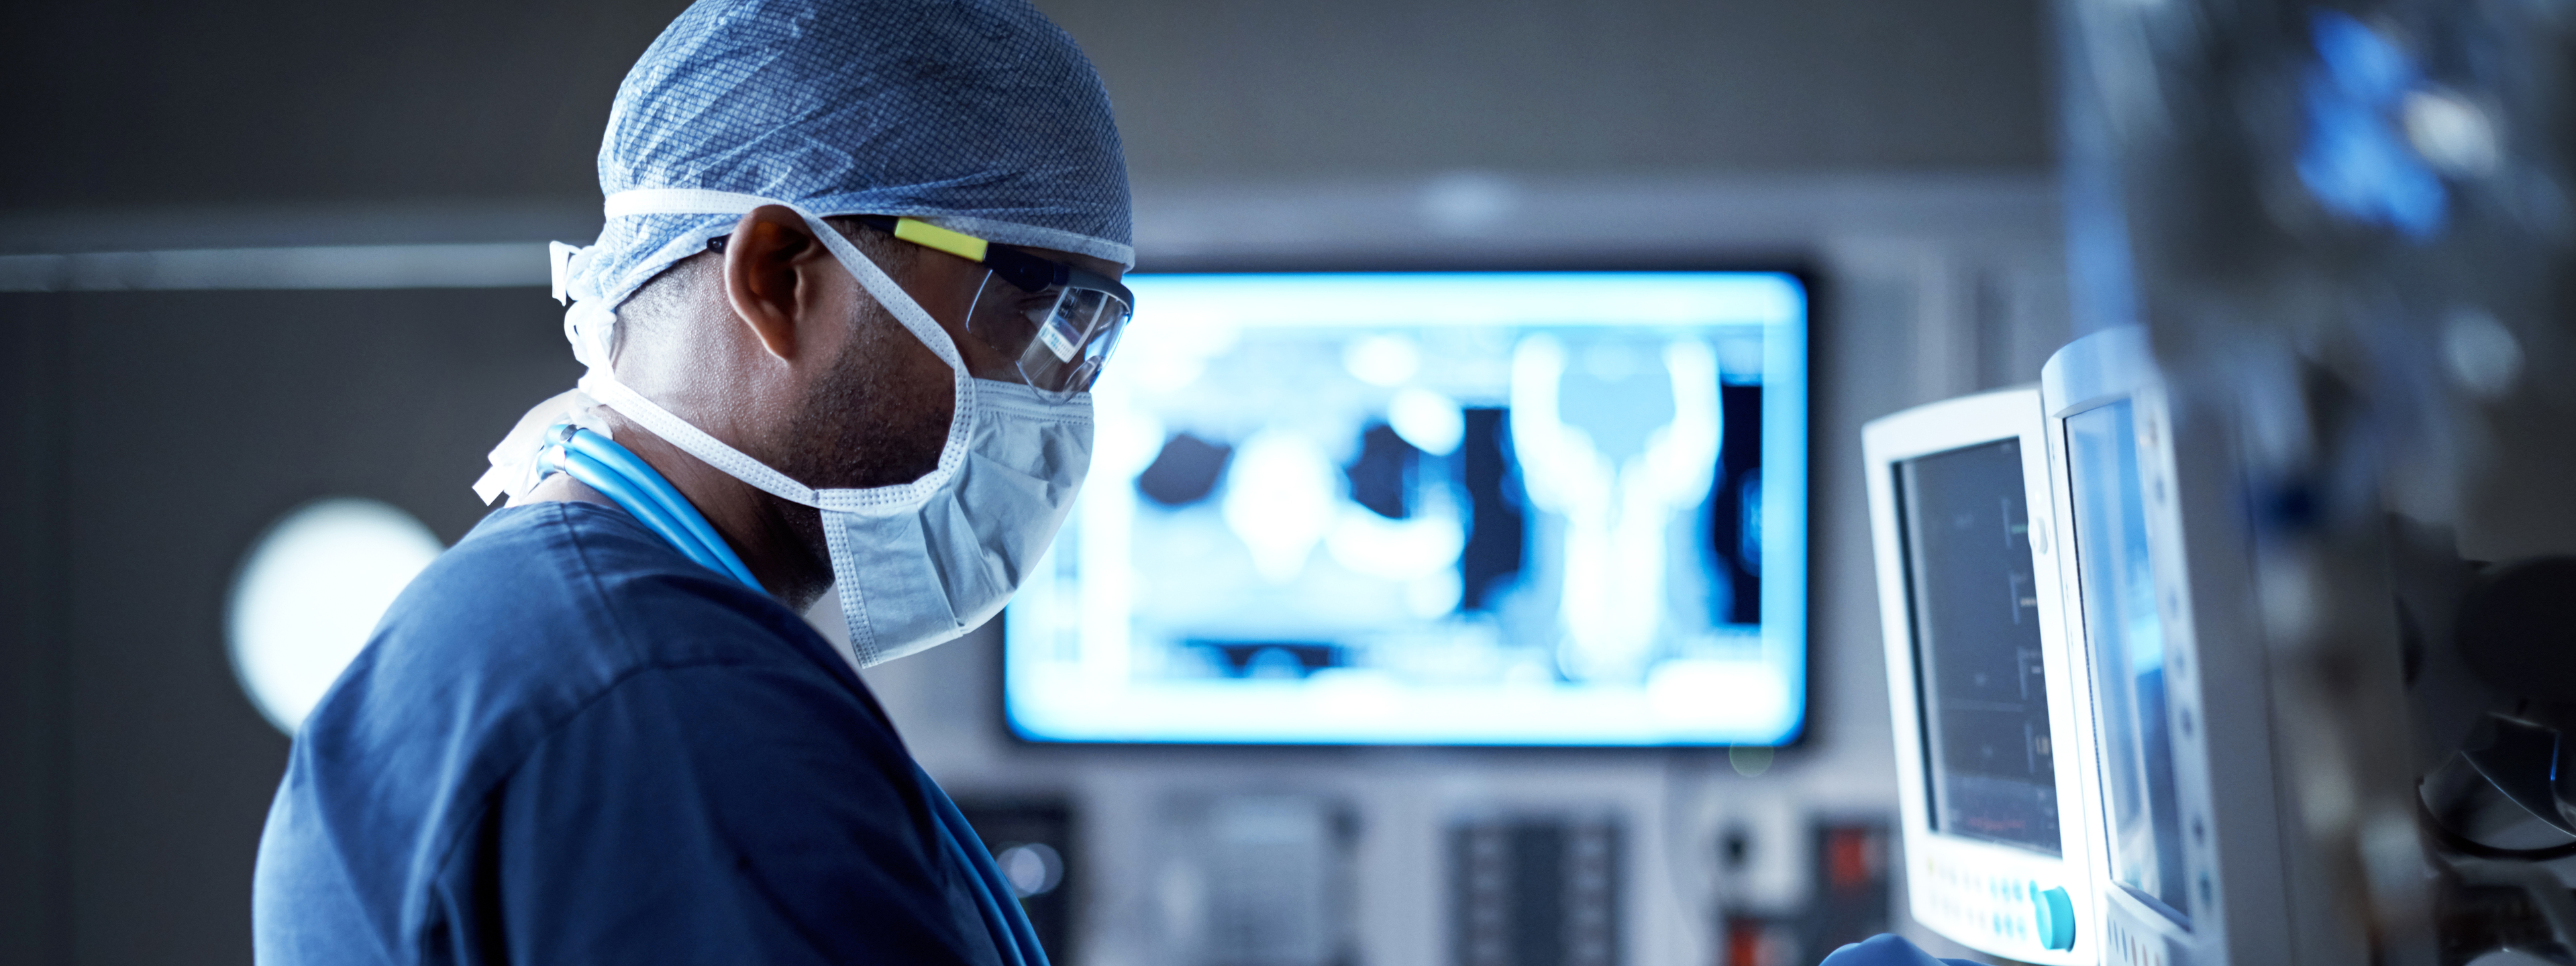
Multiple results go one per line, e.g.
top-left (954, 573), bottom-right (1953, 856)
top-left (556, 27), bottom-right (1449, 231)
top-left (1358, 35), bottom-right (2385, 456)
top-left (252, 501), bottom-right (1007, 966)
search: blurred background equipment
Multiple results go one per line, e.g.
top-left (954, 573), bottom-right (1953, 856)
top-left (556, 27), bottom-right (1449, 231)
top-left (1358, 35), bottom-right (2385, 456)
top-left (1863, 386), bottom-right (2094, 965)
top-left (0, 0), bottom-right (2067, 963)
top-left (1450, 810), bottom-right (1625, 966)
top-left (1135, 793), bottom-right (1359, 966)
top-left (955, 796), bottom-right (1082, 960)
top-left (1715, 817), bottom-right (1895, 966)
top-left (2051, 0), bottom-right (2576, 961)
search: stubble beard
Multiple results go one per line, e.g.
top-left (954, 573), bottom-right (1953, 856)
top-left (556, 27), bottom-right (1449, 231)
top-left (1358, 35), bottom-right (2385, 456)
top-left (765, 297), bottom-right (956, 598)
top-left (778, 307), bottom-right (955, 491)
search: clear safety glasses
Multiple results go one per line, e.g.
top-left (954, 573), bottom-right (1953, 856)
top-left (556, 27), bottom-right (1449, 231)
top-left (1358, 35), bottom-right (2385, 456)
top-left (854, 215), bottom-right (1133, 398)
top-left (707, 216), bottom-right (1134, 398)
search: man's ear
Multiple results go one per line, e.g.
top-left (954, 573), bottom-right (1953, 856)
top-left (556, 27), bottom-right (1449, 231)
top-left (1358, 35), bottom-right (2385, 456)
top-left (721, 205), bottom-right (828, 362)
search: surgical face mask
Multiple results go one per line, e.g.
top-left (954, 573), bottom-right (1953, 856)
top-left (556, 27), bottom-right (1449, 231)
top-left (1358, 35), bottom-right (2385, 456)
top-left (489, 189), bottom-right (1096, 667)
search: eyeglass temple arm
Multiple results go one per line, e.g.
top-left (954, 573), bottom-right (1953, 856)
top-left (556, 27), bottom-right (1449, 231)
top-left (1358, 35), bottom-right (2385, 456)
top-left (852, 215), bottom-right (1068, 292)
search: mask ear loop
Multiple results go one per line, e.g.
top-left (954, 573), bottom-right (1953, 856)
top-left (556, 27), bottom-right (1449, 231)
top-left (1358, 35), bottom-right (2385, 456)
top-left (600, 189), bottom-right (974, 379)
top-left (594, 189), bottom-right (978, 515)
top-left (792, 207), bottom-right (976, 514)
top-left (798, 211), bottom-right (972, 377)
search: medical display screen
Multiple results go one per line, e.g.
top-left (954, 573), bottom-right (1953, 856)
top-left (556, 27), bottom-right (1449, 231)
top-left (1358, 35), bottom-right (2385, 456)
top-left (2065, 400), bottom-right (2192, 924)
top-left (1003, 272), bottom-right (1808, 745)
top-left (1896, 439), bottom-right (2059, 855)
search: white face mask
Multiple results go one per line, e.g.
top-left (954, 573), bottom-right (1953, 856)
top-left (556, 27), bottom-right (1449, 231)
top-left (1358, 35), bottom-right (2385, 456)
top-left (485, 189), bottom-right (1094, 667)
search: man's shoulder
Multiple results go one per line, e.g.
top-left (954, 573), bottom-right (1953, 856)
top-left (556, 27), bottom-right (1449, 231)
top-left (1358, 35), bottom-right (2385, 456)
top-left (393, 500), bottom-right (833, 675)
top-left (283, 498), bottom-right (871, 837)
top-left (256, 503), bottom-right (904, 966)
top-left (308, 500), bottom-right (856, 756)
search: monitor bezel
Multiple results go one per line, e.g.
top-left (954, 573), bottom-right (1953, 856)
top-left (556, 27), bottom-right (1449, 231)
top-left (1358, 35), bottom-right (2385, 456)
top-left (1864, 385), bottom-right (2103, 965)
top-left (2040, 327), bottom-right (2291, 965)
top-left (994, 264), bottom-right (1818, 751)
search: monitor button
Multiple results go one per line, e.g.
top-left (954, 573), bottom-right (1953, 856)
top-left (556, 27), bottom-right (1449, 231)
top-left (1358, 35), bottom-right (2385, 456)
top-left (2030, 883), bottom-right (2077, 951)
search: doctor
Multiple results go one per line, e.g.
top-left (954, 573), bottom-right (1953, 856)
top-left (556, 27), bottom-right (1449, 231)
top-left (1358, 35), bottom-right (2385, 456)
top-left (251, 1), bottom-right (1129, 963)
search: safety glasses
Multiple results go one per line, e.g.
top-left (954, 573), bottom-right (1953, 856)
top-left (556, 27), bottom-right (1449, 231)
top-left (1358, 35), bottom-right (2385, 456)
top-left (707, 216), bottom-right (1133, 398)
top-left (853, 215), bottom-right (1133, 398)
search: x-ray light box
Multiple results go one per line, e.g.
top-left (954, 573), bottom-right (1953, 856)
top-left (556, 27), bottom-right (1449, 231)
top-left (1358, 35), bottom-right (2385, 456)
top-left (1003, 272), bottom-right (1808, 745)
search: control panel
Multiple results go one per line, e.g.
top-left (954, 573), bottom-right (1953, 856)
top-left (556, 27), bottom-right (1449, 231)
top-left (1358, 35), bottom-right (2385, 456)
top-left (1914, 855), bottom-right (2079, 957)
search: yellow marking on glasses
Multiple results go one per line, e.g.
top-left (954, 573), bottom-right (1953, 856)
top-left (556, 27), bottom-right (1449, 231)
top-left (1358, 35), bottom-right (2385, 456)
top-left (893, 218), bottom-right (990, 263)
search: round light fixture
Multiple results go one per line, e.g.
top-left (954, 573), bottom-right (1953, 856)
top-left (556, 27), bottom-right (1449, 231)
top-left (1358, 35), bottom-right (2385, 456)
top-left (227, 498), bottom-right (444, 735)
top-left (995, 842), bottom-right (1064, 897)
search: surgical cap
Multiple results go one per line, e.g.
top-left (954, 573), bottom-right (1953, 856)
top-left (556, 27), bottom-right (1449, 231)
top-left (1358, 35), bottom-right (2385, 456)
top-left (564, 0), bottom-right (1133, 313)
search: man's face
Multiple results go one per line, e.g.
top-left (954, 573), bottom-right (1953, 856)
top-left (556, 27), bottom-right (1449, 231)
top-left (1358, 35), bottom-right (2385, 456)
top-left (774, 240), bottom-right (1125, 492)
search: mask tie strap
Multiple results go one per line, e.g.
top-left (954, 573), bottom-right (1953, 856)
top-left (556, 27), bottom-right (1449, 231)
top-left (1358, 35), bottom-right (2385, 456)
top-left (577, 371), bottom-right (823, 509)
top-left (548, 241), bottom-right (588, 306)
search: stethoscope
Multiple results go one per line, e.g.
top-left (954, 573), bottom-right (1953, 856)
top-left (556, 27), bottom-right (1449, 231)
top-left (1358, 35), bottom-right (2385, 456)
top-left (542, 425), bottom-right (1052, 966)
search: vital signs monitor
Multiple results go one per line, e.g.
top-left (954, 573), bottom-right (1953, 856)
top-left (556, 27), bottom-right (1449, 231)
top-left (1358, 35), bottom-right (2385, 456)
top-left (2044, 327), bottom-right (2289, 966)
top-left (1865, 386), bottom-right (2098, 963)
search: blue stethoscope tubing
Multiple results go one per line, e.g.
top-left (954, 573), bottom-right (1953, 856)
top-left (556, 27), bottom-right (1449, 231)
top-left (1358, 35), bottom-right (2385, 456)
top-left (544, 429), bottom-right (762, 590)
top-left (539, 426), bottom-right (1050, 966)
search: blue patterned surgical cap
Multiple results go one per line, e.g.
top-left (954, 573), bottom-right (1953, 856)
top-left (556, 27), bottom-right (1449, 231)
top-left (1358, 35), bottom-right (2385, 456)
top-left (566, 0), bottom-right (1133, 313)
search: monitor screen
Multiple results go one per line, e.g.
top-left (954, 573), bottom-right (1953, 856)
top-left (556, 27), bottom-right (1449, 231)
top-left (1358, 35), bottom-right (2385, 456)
top-left (1896, 439), bottom-right (2059, 854)
top-left (2063, 399), bottom-right (2191, 924)
top-left (1002, 272), bottom-right (1808, 745)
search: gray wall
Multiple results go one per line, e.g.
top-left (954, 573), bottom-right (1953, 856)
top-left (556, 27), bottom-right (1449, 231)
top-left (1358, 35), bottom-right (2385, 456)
top-left (0, 0), bottom-right (2043, 218)
top-left (1, 1), bottom-right (2059, 963)
top-left (0, 0), bottom-right (683, 212)
top-left (1047, 0), bottom-right (2047, 180)
top-left (1, 290), bottom-right (580, 965)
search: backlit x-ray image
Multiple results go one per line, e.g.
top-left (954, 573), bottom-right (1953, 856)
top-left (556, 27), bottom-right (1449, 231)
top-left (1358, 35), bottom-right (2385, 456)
top-left (1004, 272), bottom-right (1808, 745)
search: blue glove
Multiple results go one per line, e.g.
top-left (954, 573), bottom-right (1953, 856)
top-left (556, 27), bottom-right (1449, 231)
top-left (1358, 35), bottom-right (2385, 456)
top-left (1818, 934), bottom-right (1986, 966)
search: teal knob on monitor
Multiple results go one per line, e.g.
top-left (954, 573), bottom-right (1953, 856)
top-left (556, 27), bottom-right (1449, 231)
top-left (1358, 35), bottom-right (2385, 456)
top-left (2029, 883), bottom-right (2077, 951)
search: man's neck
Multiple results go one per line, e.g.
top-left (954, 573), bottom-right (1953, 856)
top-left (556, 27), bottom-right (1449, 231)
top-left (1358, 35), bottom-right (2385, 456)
top-left (534, 415), bottom-right (833, 610)
top-left (516, 473), bottom-right (615, 508)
